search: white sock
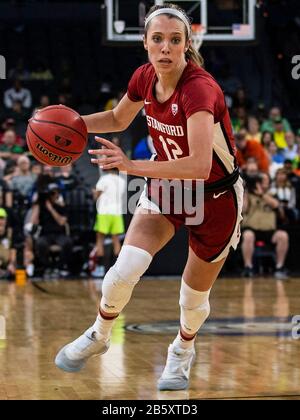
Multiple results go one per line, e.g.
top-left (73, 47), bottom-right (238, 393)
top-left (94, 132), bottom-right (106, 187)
top-left (91, 314), bottom-right (115, 341)
top-left (172, 331), bottom-right (195, 350)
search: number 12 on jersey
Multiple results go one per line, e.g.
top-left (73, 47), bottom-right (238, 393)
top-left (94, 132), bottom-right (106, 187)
top-left (159, 135), bottom-right (183, 160)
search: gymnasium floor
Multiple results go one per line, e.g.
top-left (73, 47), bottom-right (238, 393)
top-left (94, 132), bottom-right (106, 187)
top-left (0, 277), bottom-right (299, 400)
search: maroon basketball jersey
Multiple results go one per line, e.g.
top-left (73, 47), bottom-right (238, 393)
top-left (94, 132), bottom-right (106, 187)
top-left (127, 60), bottom-right (236, 184)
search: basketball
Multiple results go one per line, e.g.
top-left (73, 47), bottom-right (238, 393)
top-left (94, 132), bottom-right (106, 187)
top-left (26, 105), bottom-right (87, 166)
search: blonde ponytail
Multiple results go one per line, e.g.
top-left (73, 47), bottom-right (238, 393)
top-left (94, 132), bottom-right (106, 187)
top-left (186, 44), bottom-right (204, 67)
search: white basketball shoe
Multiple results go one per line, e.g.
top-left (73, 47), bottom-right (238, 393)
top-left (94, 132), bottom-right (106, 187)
top-left (157, 344), bottom-right (196, 391)
top-left (55, 327), bottom-right (109, 372)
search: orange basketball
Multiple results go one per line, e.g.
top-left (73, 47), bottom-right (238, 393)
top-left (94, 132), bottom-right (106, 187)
top-left (26, 105), bottom-right (87, 166)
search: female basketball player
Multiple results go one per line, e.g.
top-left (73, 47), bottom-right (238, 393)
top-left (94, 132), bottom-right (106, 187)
top-left (55, 3), bottom-right (243, 391)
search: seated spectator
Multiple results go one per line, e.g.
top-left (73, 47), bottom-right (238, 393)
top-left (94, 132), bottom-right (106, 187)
top-left (29, 183), bottom-right (72, 277)
top-left (5, 100), bottom-right (28, 140)
top-left (266, 141), bottom-right (284, 179)
top-left (31, 165), bottom-right (57, 205)
top-left (283, 159), bottom-right (300, 210)
top-left (31, 161), bottom-right (42, 178)
top-left (0, 129), bottom-right (24, 165)
top-left (232, 87), bottom-right (252, 112)
top-left (243, 158), bottom-right (260, 178)
top-left (32, 95), bottom-right (51, 116)
top-left (30, 61), bottom-right (53, 81)
top-left (270, 168), bottom-right (298, 226)
top-left (241, 173), bottom-right (289, 279)
top-left (235, 129), bottom-right (270, 173)
top-left (0, 208), bottom-right (16, 279)
top-left (283, 159), bottom-right (300, 186)
top-left (55, 164), bottom-right (79, 193)
top-left (283, 131), bottom-right (298, 161)
top-left (273, 118), bottom-right (287, 149)
top-left (4, 79), bottom-right (32, 110)
top-left (0, 118), bottom-right (24, 146)
top-left (8, 58), bottom-right (30, 81)
top-left (261, 106), bottom-right (292, 134)
top-left (261, 130), bottom-right (274, 150)
top-left (246, 116), bottom-right (261, 143)
top-left (10, 155), bottom-right (36, 199)
top-left (231, 106), bottom-right (248, 132)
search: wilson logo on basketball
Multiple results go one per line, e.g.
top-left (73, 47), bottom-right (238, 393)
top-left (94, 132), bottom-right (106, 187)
top-left (36, 143), bottom-right (72, 165)
top-left (55, 135), bottom-right (72, 147)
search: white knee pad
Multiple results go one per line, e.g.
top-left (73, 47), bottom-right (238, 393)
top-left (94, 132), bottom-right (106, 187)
top-left (101, 245), bottom-right (152, 314)
top-left (179, 279), bottom-right (211, 336)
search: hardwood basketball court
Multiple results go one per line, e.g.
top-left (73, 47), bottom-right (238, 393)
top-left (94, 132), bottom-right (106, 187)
top-left (0, 277), bottom-right (299, 400)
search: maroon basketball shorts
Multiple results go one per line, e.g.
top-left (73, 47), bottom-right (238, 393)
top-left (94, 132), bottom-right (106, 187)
top-left (138, 177), bottom-right (244, 263)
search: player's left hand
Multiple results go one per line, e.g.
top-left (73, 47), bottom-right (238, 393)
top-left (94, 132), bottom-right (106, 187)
top-left (89, 137), bottom-right (133, 172)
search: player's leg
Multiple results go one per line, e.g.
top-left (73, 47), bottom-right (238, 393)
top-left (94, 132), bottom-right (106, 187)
top-left (55, 206), bottom-right (175, 372)
top-left (158, 183), bottom-right (243, 390)
top-left (157, 248), bottom-right (225, 391)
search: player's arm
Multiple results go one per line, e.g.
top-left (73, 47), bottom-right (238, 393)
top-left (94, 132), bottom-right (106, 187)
top-left (82, 94), bottom-right (144, 133)
top-left (89, 111), bottom-right (213, 180)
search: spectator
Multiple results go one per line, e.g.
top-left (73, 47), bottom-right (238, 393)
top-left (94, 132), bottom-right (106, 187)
top-left (270, 168), bottom-right (298, 226)
top-left (273, 118), bottom-right (288, 149)
top-left (232, 87), bottom-right (252, 112)
top-left (235, 129), bottom-right (270, 173)
top-left (8, 58), bottom-right (30, 81)
top-left (55, 164), bottom-right (79, 194)
top-left (29, 183), bottom-right (72, 277)
top-left (261, 106), bottom-right (291, 134)
top-left (31, 165), bottom-right (56, 204)
top-left (231, 106), bottom-right (248, 132)
top-left (246, 116), bottom-right (261, 143)
top-left (5, 100), bottom-right (29, 139)
top-left (10, 155), bottom-right (36, 199)
top-left (91, 170), bottom-right (126, 278)
top-left (0, 129), bottom-right (24, 163)
top-left (266, 141), bottom-right (284, 179)
top-left (261, 131), bottom-right (274, 150)
top-left (4, 79), bottom-right (32, 110)
top-left (241, 173), bottom-right (289, 279)
top-left (32, 95), bottom-right (51, 115)
top-left (31, 161), bottom-right (42, 178)
top-left (30, 61), bottom-right (53, 81)
top-left (283, 159), bottom-right (300, 210)
top-left (0, 118), bottom-right (24, 146)
top-left (0, 208), bottom-right (16, 279)
top-left (283, 131), bottom-right (298, 161)
top-left (243, 158), bottom-right (260, 178)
